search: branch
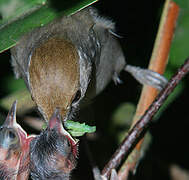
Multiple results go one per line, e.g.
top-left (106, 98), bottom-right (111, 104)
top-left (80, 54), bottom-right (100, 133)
top-left (118, 1), bottom-right (179, 179)
top-left (101, 57), bottom-right (189, 179)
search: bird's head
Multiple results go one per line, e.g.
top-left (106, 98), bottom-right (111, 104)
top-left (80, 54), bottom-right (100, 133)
top-left (0, 101), bottom-right (34, 179)
top-left (30, 108), bottom-right (78, 180)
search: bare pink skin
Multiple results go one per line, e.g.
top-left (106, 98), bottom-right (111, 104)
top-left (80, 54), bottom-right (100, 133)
top-left (30, 108), bottom-right (78, 180)
top-left (0, 101), bottom-right (35, 180)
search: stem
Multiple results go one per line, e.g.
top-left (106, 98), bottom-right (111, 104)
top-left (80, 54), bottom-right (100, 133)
top-left (101, 57), bottom-right (189, 179)
top-left (118, 1), bottom-right (179, 179)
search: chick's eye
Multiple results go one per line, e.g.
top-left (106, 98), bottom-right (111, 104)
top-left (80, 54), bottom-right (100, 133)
top-left (72, 89), bottom-right (81, 105)
top-left (3, 129), bottom-right (19, 147)
top-left (6, 129), bottom-right (18, 143)
top-left (8, 130), bottom-right (16, 139)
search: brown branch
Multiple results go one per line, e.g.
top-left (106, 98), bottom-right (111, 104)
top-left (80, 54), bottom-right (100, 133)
top-left (101, 57), bottom-right (189, 179)
top-left (118, 1), bottom-right (179, 179)
top-left (133, 0), bottom-right (179, 148)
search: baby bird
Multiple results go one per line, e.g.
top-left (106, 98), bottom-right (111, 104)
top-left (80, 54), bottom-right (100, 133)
top-left (11, 7), bottom-right (167, 122)
top-left (0, 101), bottom-right (34, 180)
top-left (30, 108), bottom-right (78, 180)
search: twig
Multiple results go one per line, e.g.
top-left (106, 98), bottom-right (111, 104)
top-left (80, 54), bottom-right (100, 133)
top-left (118, 1), bottom-right (179, 179)
top-left (101, 57), bottom-right (189, 179)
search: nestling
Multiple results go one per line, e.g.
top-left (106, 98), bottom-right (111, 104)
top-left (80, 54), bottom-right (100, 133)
top-left (11, 6), bottom-right (167, 122)
top-left (0, 101), bottom-right (34, 180)
top-left (30, 108), bottom-right (78, 180)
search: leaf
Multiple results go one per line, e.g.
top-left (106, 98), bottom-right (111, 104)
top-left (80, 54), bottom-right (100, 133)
top-left (169, 1), bottom-right (189, 67)
top-left (110, 103), bottom-right (136, 143)
top-left (156, 0), bottom-right (189, 116)
top-left (111, 103), bottom-right (136, 127)
top-left (0, 0), bottom-right (98, 53)
top-left (0, 0), bottom-right (46, 25)
top-left (2, 76), bottom-right (26, 93)
top-left (0, 89), bottom-right (35, 115)
top-left (154, 69), bottom-right (184, 120)
top-left (169, 0), bottom-right (189, 67)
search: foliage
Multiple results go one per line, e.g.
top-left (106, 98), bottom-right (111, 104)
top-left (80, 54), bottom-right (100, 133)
top-left (0, 0), bottom-right (189, 179)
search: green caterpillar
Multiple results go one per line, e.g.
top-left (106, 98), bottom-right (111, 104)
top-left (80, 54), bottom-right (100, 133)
top-left (64, 120), bottom-right (96, 137)
top-left (42, 120), bottom-right (96, 137)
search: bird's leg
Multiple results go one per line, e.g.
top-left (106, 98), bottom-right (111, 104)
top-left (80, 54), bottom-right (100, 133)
top-left (125, 65), bottom-right (168, 91)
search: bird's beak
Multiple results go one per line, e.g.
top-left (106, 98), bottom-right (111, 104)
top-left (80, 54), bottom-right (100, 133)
top-left (0, 101), bottom-right (22, 178)
top-left (3, 100), bottom-right (17, 127)
top-left (3, 100), bottom-right (27, 145)
top-left (48, 108), bottom-right (77, 157)
top-left (0, 101), bottom-right (35, 179)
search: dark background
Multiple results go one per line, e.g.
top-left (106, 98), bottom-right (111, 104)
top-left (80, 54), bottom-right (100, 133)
top-left (0, 0), bottom-right (189, 179)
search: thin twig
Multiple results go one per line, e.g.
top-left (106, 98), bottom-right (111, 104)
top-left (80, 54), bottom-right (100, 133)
top-left (118, 1), bottom-right (179, 179)
top-left (101, 57), bottom-right (189, 179)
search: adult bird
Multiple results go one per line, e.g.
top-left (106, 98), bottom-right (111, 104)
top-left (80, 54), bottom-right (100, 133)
top-left (11, 6), bottom-right (167, 122)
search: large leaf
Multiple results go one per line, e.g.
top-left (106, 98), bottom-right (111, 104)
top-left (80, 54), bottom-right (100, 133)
top-left (154, 0), bottom-right (189, 118)
top-left (170, 0), bottom-right (189, 67)
top-left (0, 0), bottom-right (46, 25)
top-left (0, 0), bottom-right (98, 53)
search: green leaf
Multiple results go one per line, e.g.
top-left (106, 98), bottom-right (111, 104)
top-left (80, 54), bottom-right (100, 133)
top-left (0, 89), bottom-right (35, 115)
top-left (0, 0), bottom-right (46, 24)
top-left (111, 102), bottom-right (136, 127)
top-left (110, 103), bottom-right (136, 143)
top-left (2, 76), bottom-right (26, 93)
top-left (156, 0), bottom-right (189, 117)
top-left (169, 0), bottom-right (189, 67)
top-left (0, 0), bottom-right (98, 53)
top-left (154, 69), bottom-right (184, 120)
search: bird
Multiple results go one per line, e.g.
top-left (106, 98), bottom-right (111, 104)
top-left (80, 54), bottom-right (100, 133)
top-left (10, 6), bottom-right (167, 122)
top-left (29, 108), bottom-right (78, 180)
top-left (0, 101), bottom-right (35, 180)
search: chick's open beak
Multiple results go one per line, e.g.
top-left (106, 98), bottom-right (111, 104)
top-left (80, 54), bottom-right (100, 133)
top-left (48, 108), bottom-right (77, 157)
top-left (2, 101), bottom-right (27, 148)
top-left (0, 101), bottom-right (23, 178)
top-left (0, 101), bottom-right (34, 179)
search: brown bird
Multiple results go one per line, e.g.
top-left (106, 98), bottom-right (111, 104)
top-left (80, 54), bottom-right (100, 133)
top-left (30, 108), bottom-right (78, 180)
top-left (0, 101), bottom-right (35, 180)
top-left (11, 6), bottom-right (167, 122)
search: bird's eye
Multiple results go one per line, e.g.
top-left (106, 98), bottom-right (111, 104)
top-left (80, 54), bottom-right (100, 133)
top-left (6, 129), bottom-right (18, 144)
top-left (72, 89), bottom-right (81, 105)
top-left (1, 129), bottom-right (19, 148)
top-left (8, 130), bottom-right (16, 139)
